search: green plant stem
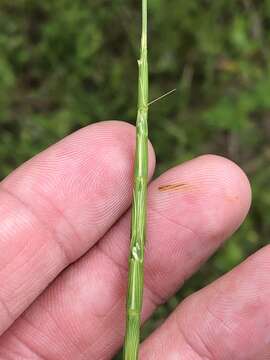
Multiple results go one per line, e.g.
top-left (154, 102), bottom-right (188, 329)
top-left (123, 0), bottom-right (148, 359)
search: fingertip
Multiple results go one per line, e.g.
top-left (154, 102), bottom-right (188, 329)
top-left (197, 154), bottom-right (252, 217)
top-left (193, 154), bottom-right (251, 241)
top-left (149, 153), bottom-right (251, 246)
top-left (82, 120), bottom-right (156, 178)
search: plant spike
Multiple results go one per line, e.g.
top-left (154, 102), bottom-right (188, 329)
top-left (123, 0), bottom-right (148, 359)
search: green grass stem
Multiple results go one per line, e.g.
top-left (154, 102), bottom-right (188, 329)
top-left (123, 0), bottom-right (149, 359)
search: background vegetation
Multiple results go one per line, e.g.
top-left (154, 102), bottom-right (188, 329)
top-left (0, 0), bottom-right (269, 357)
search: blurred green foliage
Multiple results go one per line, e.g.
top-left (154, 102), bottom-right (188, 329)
top-left (0, 0), bottom-right (269, 357)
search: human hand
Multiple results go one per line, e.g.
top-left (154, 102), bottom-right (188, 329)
top-left (0, 121), bottom-right (267, 359)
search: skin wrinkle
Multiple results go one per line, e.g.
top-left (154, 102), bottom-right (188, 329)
top-left (87, 245), bottom-right (127, 319)
top-left (147, 204), bottom-right (201, 247)
top-left (0, 214), bottom-right (30, 276)
top-left (0, 293), bottom-right (14, 328)
top-left (19, 305), bottom-right (83, 359)
top-left (142, 280), bottom-right (166, 308)
top-left (0, 239), bottom-right (28, 284)
top-left (6, 239), bottom-right (49, 294)
top-left (179, 290), bottom-right (235, 359)
top-left (0, 233), bottom-right (51, 302)
top-left (0, 196), bottom-right (33, 276)
top-left (180, 293), bottom-right (256, 360)
top-left (0, 186), bottom-right (71, 266)
top-left (149, 185), bottom-right (238, 249)
top-left (205, 298), bottom-right (236, 335)
top-left (202, 305), bottom-right (236, 360)
top-left (41, 303), bottom-right (88, 356)
top-left (175, 313), bottom-right (214, 360)
top-left (148, 206), bottom-right (204, 286)
top-left (0, 190), bottom-right (67, 328)
top-left (8, 328), bottom-right (47, 360)
top-left (25, 185), bottom-right (83, 263)
top-left (0, 344), bottom-right (28, 360)
top-left (0, 330), bottom-right (42, 360)
top-left (95, 241), bottom-right (128, 277)
top-left (144, 207), bottom-right (201, 302)
top-left (79, 297), bottom-right (125, 360)
top-left (186, 284), bottom-right (235, 339)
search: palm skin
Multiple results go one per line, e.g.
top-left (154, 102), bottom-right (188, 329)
top-left (0, 121), bottom-right (268, 360)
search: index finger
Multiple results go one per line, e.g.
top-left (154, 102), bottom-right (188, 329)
top-left (0, 121), bottom-right (155, 335)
